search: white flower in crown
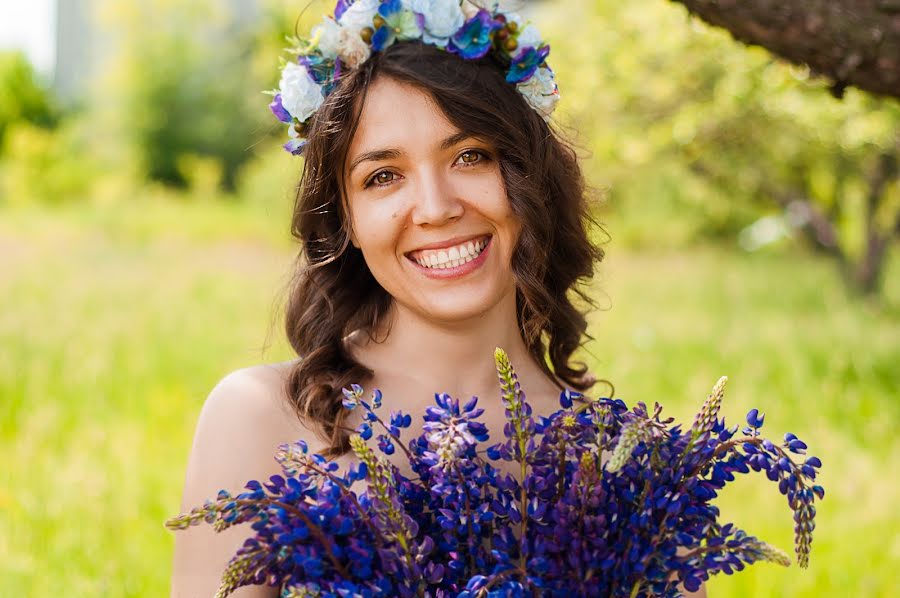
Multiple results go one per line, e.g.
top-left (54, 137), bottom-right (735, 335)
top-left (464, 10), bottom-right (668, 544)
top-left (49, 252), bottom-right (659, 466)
top-left (402, 0), bottom-right (465, 47)
top-left (338, 26), bottom-right (372, 68)
top-left (516, 66), bottom-right (559, 121)
top-left (312, 16), bottom-right (342, 60)
top-left (338, 0), bottom-right (381, 32)
top-left (516, 23), bottom-right (542, 49)
top-left (460, 0), bottom-right (480, 20)
top-left (279, 62), bottom-right (325, 122)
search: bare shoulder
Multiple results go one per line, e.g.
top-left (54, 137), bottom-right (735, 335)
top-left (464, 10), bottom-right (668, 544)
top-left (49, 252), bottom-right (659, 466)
top-left (171, 359), bottom-right (319, 598)
top-left (188, 360), bottom-right (314, 472)
top-left (208, 360), bottom-right (307, 428)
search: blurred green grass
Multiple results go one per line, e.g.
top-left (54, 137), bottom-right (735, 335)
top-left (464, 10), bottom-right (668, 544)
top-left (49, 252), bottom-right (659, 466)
top-left (0, 199), bottom-right (897, 596)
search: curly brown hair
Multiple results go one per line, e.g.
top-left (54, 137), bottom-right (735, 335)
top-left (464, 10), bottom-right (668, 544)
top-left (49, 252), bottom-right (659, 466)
top-left (281, 41), bottom-right (608, 459)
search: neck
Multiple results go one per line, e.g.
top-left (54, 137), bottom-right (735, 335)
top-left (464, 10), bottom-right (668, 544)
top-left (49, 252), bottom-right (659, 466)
top-left (353, 286), bottom-right (554, 406)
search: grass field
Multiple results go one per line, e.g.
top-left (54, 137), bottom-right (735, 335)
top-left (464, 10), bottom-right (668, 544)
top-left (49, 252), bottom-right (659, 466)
top-left (0, 198), bottom-right (897, 596)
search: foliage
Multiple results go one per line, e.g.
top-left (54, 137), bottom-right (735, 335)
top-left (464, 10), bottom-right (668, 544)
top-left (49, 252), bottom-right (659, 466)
top-left (0, 51), bottom-right (57, 151)
top-left (541, 0), bottom-right (899, 294)
top-left (0, 120), bottom-right (97, 205)
top-left (93, 0), bottom-right (285, 191)
top-left (167, 348), bottom-right (822, 597)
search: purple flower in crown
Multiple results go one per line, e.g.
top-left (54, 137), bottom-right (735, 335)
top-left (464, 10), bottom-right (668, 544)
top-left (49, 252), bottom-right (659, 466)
top-left (506, 44), bottom-right (550, 84)
top-left (334, 0), bottom-right (353, 20)
top-left (371, 0), bottom-right (425, 52)
top-left (448, 9), bottom-right (501, 60)
top-left (284, 138), bottom-right (307, 156)
top-left (299, 54), bottom-right (332, 85)
top-left (268, 94), bottom-right (292, 123)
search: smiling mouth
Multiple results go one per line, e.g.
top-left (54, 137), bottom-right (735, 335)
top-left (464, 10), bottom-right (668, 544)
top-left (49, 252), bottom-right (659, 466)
top-left (406, 235), bottom-right (492, 269)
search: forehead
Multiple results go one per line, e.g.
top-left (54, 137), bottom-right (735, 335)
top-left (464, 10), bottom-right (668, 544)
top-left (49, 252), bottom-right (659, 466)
top-left (348, 77), bottom-right (458, 154)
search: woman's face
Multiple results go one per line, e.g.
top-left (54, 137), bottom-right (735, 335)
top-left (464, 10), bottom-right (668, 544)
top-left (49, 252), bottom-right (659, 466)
top-left (343, 76), bottom-right (521, 325)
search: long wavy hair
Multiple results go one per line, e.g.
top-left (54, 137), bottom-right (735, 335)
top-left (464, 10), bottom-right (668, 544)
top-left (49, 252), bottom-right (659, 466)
top-left (282, 41), bottom-right (608, 458)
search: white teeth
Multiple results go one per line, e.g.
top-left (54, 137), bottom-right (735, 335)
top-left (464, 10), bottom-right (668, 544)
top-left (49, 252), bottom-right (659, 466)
top-left (413, 237), bottom-right (489, 269)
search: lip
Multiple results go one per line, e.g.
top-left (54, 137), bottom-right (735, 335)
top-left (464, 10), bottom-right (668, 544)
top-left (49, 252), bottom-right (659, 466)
top-left (405, 234), bottom-right (492, 256)
top-left (406, 236), bottom-right (492, 280)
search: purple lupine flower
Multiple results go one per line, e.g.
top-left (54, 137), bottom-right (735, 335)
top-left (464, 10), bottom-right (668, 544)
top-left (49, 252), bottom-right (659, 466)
top-left (746, 407), bottom-right (765, 429)
top-left (448, 9), bottom-right (501, 60)
top-left (168, 349), bottom-right (823, 597)
top-left (505, 44), bottom-right (550, 84)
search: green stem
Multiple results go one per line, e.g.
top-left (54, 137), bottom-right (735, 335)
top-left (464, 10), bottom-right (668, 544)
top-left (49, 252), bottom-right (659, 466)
top-left (629, 581), bottom-right (642, 598)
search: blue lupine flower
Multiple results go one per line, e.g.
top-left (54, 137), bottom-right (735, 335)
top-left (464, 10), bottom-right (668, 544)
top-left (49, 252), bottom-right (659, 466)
top-left (370, 0), bottom-right (425, 52)
top-left (746, 408), bottom-right (765, 428)
top-left (505, 44), bottom-right (550, 84)
top-left (448, 9), bottom-right (501, 59)
top-left (169, 351), bottom-right (823, 596)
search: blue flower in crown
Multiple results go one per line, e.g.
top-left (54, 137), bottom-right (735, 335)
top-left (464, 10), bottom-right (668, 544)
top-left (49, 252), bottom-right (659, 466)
top-left (506, 43), bottom-right (550, 84)
top-left (371, 0), bottom-right (426, 52)
top-left (448, 9), bottom-right (501, 59)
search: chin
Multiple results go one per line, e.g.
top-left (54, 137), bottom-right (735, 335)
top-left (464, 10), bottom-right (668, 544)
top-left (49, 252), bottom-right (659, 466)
top-left (411, 284), bottom-right (515, 324)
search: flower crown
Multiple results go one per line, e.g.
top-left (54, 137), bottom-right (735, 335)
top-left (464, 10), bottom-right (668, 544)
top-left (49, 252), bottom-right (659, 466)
top-left (268, 0), bottom-right (560, 156)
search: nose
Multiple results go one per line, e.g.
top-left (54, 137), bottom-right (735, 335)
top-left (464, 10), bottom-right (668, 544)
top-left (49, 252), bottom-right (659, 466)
top-left (410, 168), bottom-right (464, 226)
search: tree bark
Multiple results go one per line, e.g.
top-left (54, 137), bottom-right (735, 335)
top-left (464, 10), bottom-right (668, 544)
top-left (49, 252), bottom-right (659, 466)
top-left (669, 0), bottom-right (900, 99)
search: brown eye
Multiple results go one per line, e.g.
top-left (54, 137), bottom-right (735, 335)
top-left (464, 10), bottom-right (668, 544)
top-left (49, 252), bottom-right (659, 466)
top-left (366, 170), bottom-right (396, 188)
top-left (459, 150), bottom-right (484, 165)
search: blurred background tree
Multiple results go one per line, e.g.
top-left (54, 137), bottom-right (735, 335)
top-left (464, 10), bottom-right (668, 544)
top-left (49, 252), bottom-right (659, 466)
top-left (543, 0), bottom-right (899, 296)
top-left (0, 50), bottom-right (57, 147)
top-left (94, 0), bottom-right (284, 191)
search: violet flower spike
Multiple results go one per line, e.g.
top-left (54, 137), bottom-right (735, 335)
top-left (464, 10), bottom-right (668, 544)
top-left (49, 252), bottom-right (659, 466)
top-left (166, 351), bottom-right (823, 596)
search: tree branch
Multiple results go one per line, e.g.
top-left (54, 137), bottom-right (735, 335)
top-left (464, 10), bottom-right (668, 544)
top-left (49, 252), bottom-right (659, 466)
top-left (669, 0), bottom-right (900, 99)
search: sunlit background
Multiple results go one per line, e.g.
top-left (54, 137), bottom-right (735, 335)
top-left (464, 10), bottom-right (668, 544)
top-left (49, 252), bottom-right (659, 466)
top-left (1, 0), bottom-right (897, 596)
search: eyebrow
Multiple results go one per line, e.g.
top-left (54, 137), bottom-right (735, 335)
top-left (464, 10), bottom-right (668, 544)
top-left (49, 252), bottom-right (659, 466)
top-left (347, 131), bottom-right (478, 177)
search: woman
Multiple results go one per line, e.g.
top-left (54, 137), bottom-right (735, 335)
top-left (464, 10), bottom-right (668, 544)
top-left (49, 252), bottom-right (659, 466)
top-left (172, 3), bottom-right (706, 596)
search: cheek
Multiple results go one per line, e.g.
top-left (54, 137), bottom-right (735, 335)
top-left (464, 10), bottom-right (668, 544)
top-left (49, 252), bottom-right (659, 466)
top-left (486, 187), bottom-right (520, 241)
top-left (350, 201), bottom-right (406, 260)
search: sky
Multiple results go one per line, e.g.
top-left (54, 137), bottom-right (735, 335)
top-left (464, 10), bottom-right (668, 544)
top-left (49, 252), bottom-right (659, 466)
top-left (0, 0), bottom-right (56, 76)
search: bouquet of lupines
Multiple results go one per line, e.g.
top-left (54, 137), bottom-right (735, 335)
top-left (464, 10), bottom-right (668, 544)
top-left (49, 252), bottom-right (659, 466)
top-left (167, 348), bottom-right (824, 597)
